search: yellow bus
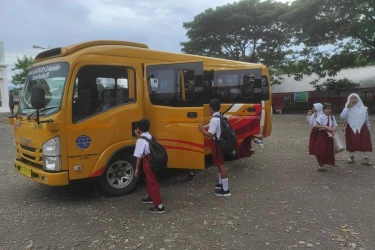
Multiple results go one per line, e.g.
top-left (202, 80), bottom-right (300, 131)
top-left (8, 40), bottom-right (272, 196)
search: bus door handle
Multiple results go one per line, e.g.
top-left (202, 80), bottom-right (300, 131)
top-left (187, 112), bottom-right (197, 118)
top-left (247, 107), bottom-right (256, 113)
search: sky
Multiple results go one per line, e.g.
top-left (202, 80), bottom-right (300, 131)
top-left (0, 0), bottom-right (291, 87)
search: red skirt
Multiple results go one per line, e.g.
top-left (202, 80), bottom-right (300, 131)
top-left (345, 124), bottom-right (372, 152)
top-left (309, 128), bottom-right (335, 166)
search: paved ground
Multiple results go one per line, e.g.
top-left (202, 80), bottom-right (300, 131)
top-left (0, 112), bottom-right (375, 250)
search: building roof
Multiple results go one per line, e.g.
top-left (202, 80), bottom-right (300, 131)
top-left (271, 66), bottom-right (375, 94)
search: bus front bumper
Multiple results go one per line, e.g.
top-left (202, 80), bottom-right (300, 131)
top-left (14, 159), bottom-right (69, 186)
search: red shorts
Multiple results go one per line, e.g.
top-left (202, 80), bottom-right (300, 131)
top-left (210, 140), bottom-right (225, 166)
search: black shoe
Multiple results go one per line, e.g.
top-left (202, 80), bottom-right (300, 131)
top-left (214, 188), bottom-right (232, 197)
top-left (141, 197), bottom-right (153, 204)
top-left (149, 206), bottom-right (165, 214)
top-left (186, 173), bottom-right (195, 182)
top-left (214, 183), bottom-right (223, 190)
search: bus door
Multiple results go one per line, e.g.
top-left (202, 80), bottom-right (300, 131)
top-left (66, 63), bottom-right (141, 180)
top-left (211, 68), bottom-right (268, 156)
top-left (144, 62), bottom-right (205, 170)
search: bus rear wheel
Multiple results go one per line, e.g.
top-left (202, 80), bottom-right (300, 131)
top-left (99, 154), bottom-right (138, 196)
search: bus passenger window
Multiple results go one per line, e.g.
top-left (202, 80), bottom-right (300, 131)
top-left (72, 65), bottom-right (135, 123)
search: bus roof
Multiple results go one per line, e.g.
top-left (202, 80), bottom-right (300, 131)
top-left (33, 40), bottom-right (266, 70)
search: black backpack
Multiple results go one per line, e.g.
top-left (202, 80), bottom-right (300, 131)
top-left (214, 114), bottom-right (238, 158)
top-left (141, 136), bottom-right (168, 174)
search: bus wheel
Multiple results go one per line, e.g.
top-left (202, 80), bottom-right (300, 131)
top-left (99, 154), bottom-right (138, 196)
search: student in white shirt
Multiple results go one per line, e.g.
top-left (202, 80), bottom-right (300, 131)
top-left (309, 103), bottom-right (337, 171)
top-left (134, 118), bottom-right (165, 214)
top-left (198, 99), bottom-right (231, 197)
top-left (307, 103), bottom-right (323, 126)
top-left (340, 93), bottom-right (372, 165)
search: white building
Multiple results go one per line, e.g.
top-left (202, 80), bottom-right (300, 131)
top-left (271, 66), bottom-right (375, 113)
top-left (0, 42), bottom-right (10, 113)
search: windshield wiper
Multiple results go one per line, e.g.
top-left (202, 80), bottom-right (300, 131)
top-left (27, 106), bottom-right (58, 121)
top-left (15, 107), bottom-right (34, 117)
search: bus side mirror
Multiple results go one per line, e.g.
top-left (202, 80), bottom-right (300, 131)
top-left (31, 85), bottom-right (46, 109)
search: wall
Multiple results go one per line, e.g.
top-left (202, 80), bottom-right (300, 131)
top-left (0, 41), bottom-right (10, 113)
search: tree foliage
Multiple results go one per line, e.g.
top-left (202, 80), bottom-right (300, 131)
top-left (181, 0), bottom-right (374, 86)
top-left (181, 0), bottom-right (292, 68)
top-left (11, 55), bottom-right (33, 86)
top-left (281, 0), bottom-right (375, 78)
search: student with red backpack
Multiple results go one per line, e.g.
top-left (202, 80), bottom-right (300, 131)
top-left (198, 99), bottom-right (231, 197)
top-left (134, 118), bottom-right (165, 214)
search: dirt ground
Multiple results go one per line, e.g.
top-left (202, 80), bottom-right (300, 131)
top-left (0, 113), bottom-right (374, 250)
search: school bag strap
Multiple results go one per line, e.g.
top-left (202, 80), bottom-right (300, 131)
top-left (140, 135), bottom-right (154, 155)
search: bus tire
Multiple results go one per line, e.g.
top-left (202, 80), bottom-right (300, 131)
top-left (99, 153), bottom-right (138, 196)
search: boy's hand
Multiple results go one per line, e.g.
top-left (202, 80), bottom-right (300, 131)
top-left (198, 124), bottom-right (205, 132)
top-left (135, 167), bottom-right (139, 177)
top-left (134, 129), bottom-right (141, 137)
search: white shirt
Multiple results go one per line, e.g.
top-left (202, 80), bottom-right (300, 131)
top-left (315, 114), bottom-right (337, 128)
top-left (208, 111), bottom-right (221, 140)
top-left (133, 132), bottom-right (152, 158)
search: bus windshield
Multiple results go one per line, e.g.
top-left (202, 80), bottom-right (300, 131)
top-left (18, 63), bottom-right (69, 116)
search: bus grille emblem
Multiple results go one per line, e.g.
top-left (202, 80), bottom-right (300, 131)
top-left (22, 138), bottom-right (32, 145)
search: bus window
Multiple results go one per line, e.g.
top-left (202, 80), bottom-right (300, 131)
top-left (261, 76), bottom-right (270, 101)
top-left (212, 69), bottom-right (269, 104)
top-left (177, 69), bottom-right (195, 100)
top-left (203, 71), bottom-right (214, 104)
top-left (147, 63), bottom-right (203, 107)
top-left (72, 65), bottom-right (135, 122)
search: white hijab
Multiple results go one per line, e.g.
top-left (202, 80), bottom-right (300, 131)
top-left (345, 93), bottom-right (367, 133)
top-left (314, 103), bottom-right (323, 117)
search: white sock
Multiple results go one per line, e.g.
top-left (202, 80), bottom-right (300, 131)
top-left (350, 152), bottom-right (354, 157)
top-left (222, 178), bottom-right (229, 191)
top-left (362, 152), bottom-right (367, 159)
top-left (158, 204), bottom-right (163, 209)
top-left (218, 173), bottom-right (222, 184)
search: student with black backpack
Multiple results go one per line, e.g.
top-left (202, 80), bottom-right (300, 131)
top-left (198, 99), bottom-right (232, 197)
top-left (134, 118), bottom-right (165, 213)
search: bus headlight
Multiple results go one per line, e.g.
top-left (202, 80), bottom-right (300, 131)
top-left (44, 156), bottom-right (62, 171)
top-left (43, 136), bottom-right (61, 171)
top-left (43, 136), bottom-right (61, 156)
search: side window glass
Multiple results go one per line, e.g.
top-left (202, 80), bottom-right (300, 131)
top-left (72, 65), bottom-right (135, 123)
top-left (241, 74), bottom-right (256, 98)
top-left (177, 69), bottom-right (195, 100)
top-left (213, 69), bottom-right (266, 103)
top-left (148, 69), bottom-right (175, 105)
top-left (147, 62), bottom-right (203, 107)
top-left (203, 71), bottom-right (214, 104)
top-left (213, 74), bottom-right (240, 101)
top-left (261, 76), bottom-right (269, 100)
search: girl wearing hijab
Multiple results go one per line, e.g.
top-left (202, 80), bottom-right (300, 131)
top-left (307, 103), bottom-right (323, 126)
top-left (309, 103), bottom-right (337, 171)
top-left (340, 93), bottom-right (372, 165)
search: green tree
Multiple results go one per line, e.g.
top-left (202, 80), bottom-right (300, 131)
top-left (181, 0), bottom-right (292, 68)
top-left (11, 55), bottom-right (33, 86)
top-left (281, 0), bottom-right (375, 78)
